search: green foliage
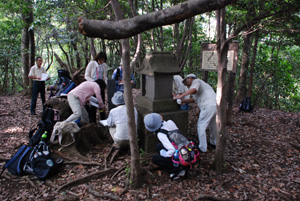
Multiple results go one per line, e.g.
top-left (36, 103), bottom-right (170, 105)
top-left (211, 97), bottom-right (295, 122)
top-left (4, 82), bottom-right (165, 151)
top-left (0, 0), bottom-right (299, 112)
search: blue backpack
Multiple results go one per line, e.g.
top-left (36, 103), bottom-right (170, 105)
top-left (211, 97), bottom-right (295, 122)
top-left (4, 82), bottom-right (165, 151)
top-left (1, 142), bottom-right (63, 180)
top-left (1, 145), bottom-right (32, 176)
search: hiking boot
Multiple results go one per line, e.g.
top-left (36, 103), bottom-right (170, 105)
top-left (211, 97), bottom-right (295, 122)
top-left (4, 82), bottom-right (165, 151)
top-left (208, 142), bottom-right (216, 149)
top-left (171, 170), bottom-right (186, 180)
top-left (113, 143), bottom-right (121, 149)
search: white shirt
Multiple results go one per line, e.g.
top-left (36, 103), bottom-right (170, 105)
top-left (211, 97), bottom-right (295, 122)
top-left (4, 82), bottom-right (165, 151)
top-left (28, 65), bottom-right (46, 81)
top-left (157, 120), bottom-right (178, 157)
top-left (94, 63), bottom-right (108, 83)
top-left (190, 79), bottom-right (216, 108)
top-left (106, 105), bottom-right (138, 140)
top-left (173, 75), bottom-right (189, 100)
top-left (85, 61), bottom-right (108, 83)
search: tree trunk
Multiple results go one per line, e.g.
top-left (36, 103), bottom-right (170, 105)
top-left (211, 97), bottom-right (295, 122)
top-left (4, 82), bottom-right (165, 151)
top-left (247, 30), bottom-right (259, 98)
top-left (226, 71), bottom-right (236, 125)
top-left (21, 27), bottom-right (30, 88)
top-left (21, 0), bottom-right (33, 89)
top-left (235, 32), bottom-right (252, 104)
top-left (111, 0), bottom-right (142, 188)
top-left (226, 41), bottom-right (239, 125)
top-left (129, 0), bottom-right (142, 72)
top-left (215, 8), bottom-right (229, 174)
top-left (180, 17), bottom-right (194, 70)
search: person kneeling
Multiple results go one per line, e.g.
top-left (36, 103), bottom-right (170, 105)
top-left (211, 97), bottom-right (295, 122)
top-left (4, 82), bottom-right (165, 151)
top-left (143, 113), bottom-right (189, 180)
top-left (105, 91), bottom-right (138, 149)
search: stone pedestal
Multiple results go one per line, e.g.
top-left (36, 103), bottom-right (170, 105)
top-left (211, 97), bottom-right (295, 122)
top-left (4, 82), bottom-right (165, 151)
top-left (136, 106), bottom-right (188, 153)
top-left (135, 51), bottom-right (188, 153)
top-left (107, 79), bottom-right (116, 111)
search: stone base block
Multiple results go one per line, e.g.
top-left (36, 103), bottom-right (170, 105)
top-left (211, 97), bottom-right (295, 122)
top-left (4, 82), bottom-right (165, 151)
top-left (136, 95), bottom-right (178, 113)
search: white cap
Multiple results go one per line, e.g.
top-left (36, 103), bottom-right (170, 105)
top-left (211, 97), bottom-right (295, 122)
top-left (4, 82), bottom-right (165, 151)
top-left (182, 73), bottom-right (196, 83)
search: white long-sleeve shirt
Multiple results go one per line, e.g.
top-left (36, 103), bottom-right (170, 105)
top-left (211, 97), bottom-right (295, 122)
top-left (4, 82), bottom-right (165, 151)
top-left (157, 120), bottom-right (178, 157)
top-left (84, 61), bottom-right (108, 83)
top-left (190, 79), bottom-right (216, 108)
top-left (106, 105), bottom-right (138, 140)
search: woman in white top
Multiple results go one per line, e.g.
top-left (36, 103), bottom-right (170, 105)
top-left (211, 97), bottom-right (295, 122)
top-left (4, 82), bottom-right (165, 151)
top-left (84, 52), bottom-right (108, 120)
top-left (85, 52), bottom-right (108, 84)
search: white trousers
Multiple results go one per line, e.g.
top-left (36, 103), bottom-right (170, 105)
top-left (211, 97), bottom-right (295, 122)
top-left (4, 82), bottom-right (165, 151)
top-left (109, 127), bottom-right (129, 147)
top-left (66, 94), bottom-right (90, 123)
top-left (197, 104), bottom-right (217, 152)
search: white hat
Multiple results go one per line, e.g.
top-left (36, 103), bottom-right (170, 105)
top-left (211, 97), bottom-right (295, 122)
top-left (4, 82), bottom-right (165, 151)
top-left (111, 91), bottom-right (125, 105)
top-left (144, 113), bottom-right (162, 132)
top-left (182, 73), bottom-right (196, 83)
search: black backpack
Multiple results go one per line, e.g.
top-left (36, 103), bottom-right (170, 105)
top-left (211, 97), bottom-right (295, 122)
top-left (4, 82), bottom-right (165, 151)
top-left (1, 145), bottom-right (33, 177)
top-left (1, 142), bottom-right (63, 180)
top-left (29, 108), bottom-right (57, 146)
top-left (114, 67), bottom-right (121, 81)
top-left (24, 142), bottom-right (63, 180)
top-left (239, 97), bottom-right (253, 112)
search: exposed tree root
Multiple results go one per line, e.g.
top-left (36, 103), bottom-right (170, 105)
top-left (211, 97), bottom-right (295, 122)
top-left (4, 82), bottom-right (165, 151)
top-left (63, 160), bottom-right (102, 166)
top-left (104, 146), bottom-right (120, 168)
top-left (24, 177), bottom-right (36, 189)
top-left (88, 185), bottom-right (121, 200)
top-left (289, 142), bottom-right (300, 151)
top-left (194, 194), bottom-right (239, 201)
top-left (57, 168), bottom-right (116, 191)
top-left (110, 166), bottom-right (126, 180)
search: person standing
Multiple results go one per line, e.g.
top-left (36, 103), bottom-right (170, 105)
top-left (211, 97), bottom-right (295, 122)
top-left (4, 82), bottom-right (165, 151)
top-left (28, 57), bottom-right (49, 115)
top-left (85, 51), bottom-right (108, 84)
top-left (173, 74), bottom-right (217, 153)
top-left (84, 52), bottom-right (108, 120)
top-left (104, 91), bottom-right (138, 149)
top-left (111, 59), bottom-right (135, 92)
top-left (173, 75), bottom-right (189, 111)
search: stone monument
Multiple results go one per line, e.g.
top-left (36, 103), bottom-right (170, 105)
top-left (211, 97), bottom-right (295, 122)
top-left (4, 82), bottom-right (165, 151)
top-left (135, 51), bottom-right (188, 153)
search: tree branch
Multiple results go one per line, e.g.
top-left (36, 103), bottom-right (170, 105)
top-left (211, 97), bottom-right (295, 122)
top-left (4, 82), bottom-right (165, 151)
top-left (78, 0), bottom-right (235, 39)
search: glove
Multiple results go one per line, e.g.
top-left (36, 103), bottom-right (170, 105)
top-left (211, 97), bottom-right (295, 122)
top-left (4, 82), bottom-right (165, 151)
top-left (160, 149), bottom-right (167, 157)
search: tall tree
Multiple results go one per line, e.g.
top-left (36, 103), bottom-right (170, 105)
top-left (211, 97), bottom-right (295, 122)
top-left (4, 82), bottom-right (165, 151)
top-left (110, 0), bottom-right (142, 187)
top-left (215, 7), bottom-right (229, 173)
top-left (21, 0), bottom-right (34, 90)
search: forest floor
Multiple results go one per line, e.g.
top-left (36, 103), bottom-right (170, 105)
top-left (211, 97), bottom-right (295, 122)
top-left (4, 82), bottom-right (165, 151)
top-left (0, 89), bottom-right (300, 201)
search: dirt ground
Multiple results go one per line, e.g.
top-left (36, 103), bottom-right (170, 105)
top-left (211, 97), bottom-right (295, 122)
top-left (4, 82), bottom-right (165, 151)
top-left (0, 89), bottom-right (300, 201)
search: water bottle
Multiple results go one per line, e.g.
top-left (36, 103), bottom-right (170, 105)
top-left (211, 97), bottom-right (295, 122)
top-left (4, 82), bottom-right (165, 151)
top-left (173, 150), bottom-right (179, 167)
top-left (41, 131), bottom-right (48, 141)
top-left (176, 99), bottom-right (182, 104)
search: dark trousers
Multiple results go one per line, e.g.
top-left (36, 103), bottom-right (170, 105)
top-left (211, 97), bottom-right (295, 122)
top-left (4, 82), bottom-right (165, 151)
top-left (152, 143), bottom-right (190, 174)
top-left (86, 79), bottom-right (107, 123)
top-left (152, 143), bottom-right (177, 173)
top-left (30, 81), bottom-right (45, 113)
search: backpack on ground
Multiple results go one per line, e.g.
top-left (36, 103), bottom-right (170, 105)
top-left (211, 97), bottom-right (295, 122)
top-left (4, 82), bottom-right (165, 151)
top-left (23, 141), bottom-right (63, 180)
top-left (239, 97), bottom-right (253, 112)
top-left (60, 81), bottom-right (76, 96)
top-left (1, 143), bottom-right (63, 180)
top-left (29, 120), bottom-right (47, 146)
top-left (1, 145), bottom-right (33, 177)
top-left (159, 129), bottom-right (200, 168)
top-left (55, 79), bottom-right (70, 97)
top-left (29, 107), bottom-right (59, 146)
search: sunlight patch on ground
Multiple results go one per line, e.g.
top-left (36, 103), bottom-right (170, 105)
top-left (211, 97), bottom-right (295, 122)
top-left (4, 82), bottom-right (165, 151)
top-left (1, 126), bottom-right (24, 134)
